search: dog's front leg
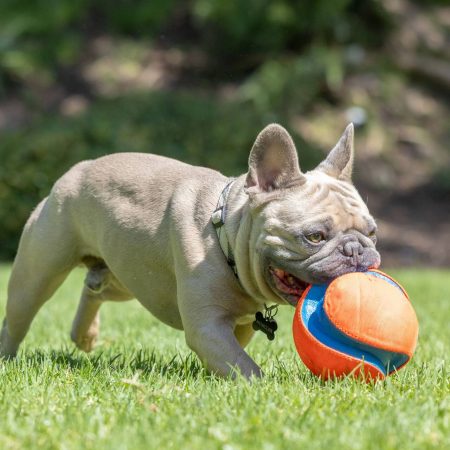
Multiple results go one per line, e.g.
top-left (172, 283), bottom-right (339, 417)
top-left (182, 310), bottom-right (262, 379)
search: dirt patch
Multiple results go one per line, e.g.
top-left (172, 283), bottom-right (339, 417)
top-left (361, 185), bottom-right (450, 267)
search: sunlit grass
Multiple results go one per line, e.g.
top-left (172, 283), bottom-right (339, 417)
top-left (0, 265), bottom-right (448, 450)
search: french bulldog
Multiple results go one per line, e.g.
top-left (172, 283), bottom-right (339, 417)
top-left (0, 123), bottom-right (380, 378)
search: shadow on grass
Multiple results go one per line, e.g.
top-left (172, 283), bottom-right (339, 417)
top-left (21, 347), bottom-right (207, 380)
top-left (11, 348), bottom-right (400, 386)
top-left (16, 348), bottom-right (313, 383)
top-left (14, 347), bottom-right (338, 384)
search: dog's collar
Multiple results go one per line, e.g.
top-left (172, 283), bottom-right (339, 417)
top-left (212, 179), bottom-right (239, 281)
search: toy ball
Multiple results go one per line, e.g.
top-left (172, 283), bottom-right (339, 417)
top-left (292, 270), bottom-right (419, 380)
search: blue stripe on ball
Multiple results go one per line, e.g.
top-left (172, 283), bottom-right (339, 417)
top-left (366, 270), bottom-right (401, 290)
top-left (301, 283), bottom-right (409, 376)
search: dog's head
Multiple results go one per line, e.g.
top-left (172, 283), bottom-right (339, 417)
top-left (243, 123), bottom-right (380, 306)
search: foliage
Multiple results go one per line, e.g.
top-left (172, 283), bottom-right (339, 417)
top-left (0, 0), bottom-right (176, 88)
top-left (192, 0), bottom-right (390, 57)
top-left (240, 46), bottom-right (346, 115)
top-left (0, 266), bottom-right (448, 449)
top-left (0, 0), bottom-right (391, 89)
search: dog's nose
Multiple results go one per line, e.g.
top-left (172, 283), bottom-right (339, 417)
top-left (342, 240), bottom-right (363, 257)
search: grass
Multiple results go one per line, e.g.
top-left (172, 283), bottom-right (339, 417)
top-left (0, 265), bottom-right (448, 450)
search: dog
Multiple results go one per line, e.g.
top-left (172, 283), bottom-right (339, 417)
top-left (0, 123), bottom-right (380, 378)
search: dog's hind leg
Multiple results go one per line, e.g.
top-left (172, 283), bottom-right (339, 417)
top-left (70, 284), bottom-right (103, 353)
top-left (71, 263), bottom-right (133, 352)
top-left (0, 197), bottom-right (78, 358)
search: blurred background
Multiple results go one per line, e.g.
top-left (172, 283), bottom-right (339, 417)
top-left (0, 0), bottom-right (448, 266)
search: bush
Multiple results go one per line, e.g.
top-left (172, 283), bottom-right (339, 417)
top-left (0, 0), bottom-right (176, 89)
top-left (240, 47), bottom-right (346, 115)
top-left (0, 0), bottom-right (391, 90)
top-left (192, 0), bottom-right (390, 57)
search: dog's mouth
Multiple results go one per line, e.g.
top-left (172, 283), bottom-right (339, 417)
top-left (268, 266), bottom-right (309, 307)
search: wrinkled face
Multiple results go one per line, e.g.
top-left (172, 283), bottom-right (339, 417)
top-left (244, 123), bottom-right (381, 306)
top-left (256, 171), bottom-right (380, 306)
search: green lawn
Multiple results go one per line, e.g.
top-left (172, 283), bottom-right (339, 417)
top-left (0, 265), bottom-right (448, 450)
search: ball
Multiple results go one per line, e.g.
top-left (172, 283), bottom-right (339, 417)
top-left (292, 270), bottom-right (419, 380)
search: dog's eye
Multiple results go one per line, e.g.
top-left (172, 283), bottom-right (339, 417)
top-left (368, 229), bottom-right (377, 240)
top-left (306, 232), bottom-right (326, 243)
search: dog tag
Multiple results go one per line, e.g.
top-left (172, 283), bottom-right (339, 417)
top-left (252, 305), bottom-right (278, 341)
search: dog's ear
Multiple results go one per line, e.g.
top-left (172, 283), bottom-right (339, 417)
top-left (316, 123), bottom-right (354, 182)
top-left (245, 124), bottom-right (304, 194)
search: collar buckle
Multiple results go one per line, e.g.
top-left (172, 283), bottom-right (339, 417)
top-left (211, 207), bottom-right (224, 228)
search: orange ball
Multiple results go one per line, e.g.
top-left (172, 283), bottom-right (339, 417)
top-left (292, 270), bottom-right (419, 380)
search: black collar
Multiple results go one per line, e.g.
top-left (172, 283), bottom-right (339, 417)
top-left (211, 179), bottom-right (239, 280)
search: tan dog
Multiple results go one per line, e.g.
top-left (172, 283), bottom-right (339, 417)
top-left (0, 123), bottom-right (380, 378)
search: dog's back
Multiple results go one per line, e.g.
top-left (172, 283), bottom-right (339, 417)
top-left (51, 152), bottom-right (222, 260)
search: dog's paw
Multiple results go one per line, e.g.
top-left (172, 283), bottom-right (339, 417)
top-left (0, 322), bottom-right (19, 359)
top-left (70, 330), bottom-right (99, 353)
